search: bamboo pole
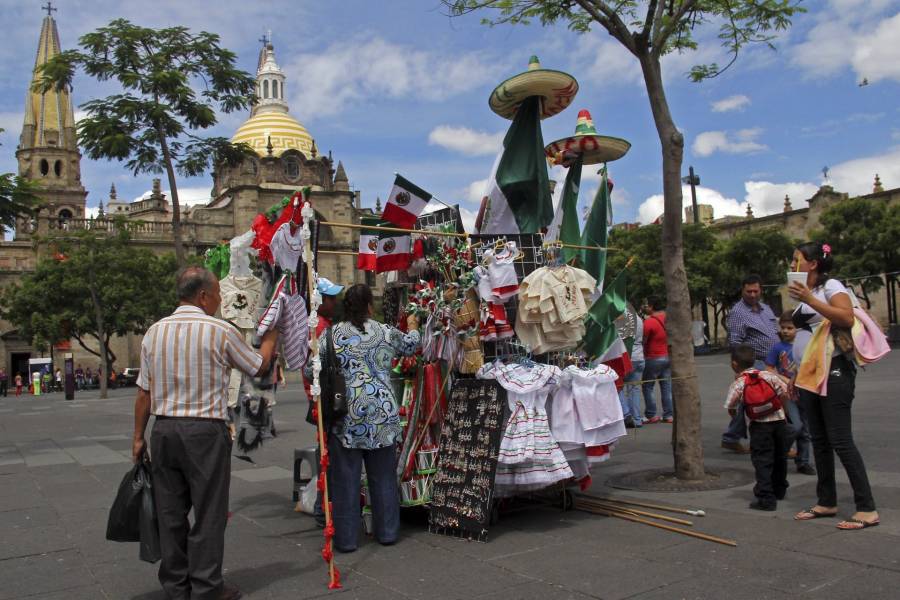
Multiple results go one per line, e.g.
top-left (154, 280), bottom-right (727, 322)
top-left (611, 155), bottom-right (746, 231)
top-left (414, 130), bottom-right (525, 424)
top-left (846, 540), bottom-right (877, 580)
top-left (578, 503), bottom-right (737, 547)
top-left (584, 494), bottom-right (706, 517)
top-left (543, 241), bottom-right (617, 251)
top-left (576, 498), bottom-right (694, 526)
top-left (320, 220), bottom-right (468, 239)
top-left (317, 250), bottom-right (359, 257)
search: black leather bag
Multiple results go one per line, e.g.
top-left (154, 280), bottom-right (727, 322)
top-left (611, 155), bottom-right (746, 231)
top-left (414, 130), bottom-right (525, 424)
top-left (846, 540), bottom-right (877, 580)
top-left (306, 327), bottom-right (348, 426)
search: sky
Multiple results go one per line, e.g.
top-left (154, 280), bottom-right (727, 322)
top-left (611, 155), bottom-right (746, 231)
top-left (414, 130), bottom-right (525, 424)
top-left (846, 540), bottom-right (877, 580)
top-left (1, 0), bottom-right (899, 231)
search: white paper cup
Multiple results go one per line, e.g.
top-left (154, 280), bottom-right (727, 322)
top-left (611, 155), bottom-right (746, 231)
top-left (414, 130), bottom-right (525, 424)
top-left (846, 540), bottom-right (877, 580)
top-left (786, 272), bottom-right (807, 286)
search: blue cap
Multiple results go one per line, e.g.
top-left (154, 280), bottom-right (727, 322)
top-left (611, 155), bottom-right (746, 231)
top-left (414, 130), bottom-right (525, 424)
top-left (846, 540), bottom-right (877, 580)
top-left (316, 277), bottom-right (344, 296)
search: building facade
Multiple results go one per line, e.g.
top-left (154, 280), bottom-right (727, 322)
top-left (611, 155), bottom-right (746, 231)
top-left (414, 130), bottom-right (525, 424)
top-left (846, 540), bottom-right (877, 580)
top-left (0, 13), bottom-right (367, 376)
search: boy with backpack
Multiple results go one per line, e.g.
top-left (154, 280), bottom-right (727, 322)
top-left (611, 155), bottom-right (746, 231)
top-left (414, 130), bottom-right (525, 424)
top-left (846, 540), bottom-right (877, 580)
top-left (724, 344), bottom-right (792, 511)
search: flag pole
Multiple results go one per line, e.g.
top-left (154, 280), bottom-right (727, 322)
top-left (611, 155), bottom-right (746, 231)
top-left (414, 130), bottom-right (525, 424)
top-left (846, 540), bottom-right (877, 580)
top-left (320, 220), bottom-right (468, 239)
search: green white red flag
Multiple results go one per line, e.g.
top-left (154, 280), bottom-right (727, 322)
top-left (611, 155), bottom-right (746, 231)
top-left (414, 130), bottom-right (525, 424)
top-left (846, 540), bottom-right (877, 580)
top-left (375, 229), bottom-right (412, 273)
top-left (357, 217), bottom-right (380, 271)
top-left (382, 174), bottom-right (432, 229)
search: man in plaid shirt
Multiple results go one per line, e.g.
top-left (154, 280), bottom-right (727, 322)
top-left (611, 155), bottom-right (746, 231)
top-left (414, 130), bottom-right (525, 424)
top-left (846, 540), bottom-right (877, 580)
top-left (721, 275), bottom-right (779, 453)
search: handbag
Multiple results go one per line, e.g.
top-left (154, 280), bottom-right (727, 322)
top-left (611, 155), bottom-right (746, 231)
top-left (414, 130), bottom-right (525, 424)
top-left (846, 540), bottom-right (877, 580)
top-left (306, 327), bottom-right (348, 426)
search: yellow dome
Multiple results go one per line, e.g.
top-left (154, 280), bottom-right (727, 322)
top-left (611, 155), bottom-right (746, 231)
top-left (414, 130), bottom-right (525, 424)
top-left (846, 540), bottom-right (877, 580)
top-left (231, 111), bottom-right (314, 158)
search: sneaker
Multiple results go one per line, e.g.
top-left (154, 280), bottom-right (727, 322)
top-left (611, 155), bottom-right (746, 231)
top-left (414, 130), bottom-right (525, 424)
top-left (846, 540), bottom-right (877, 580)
top-left (646, 416), bottom-right (662, 424)
top-left (721, 440), bottom-right (751, 454)
top-left (797, 463), bottom-right (816, 476)
top-left (624, 416), bottom-right (636, 429)
top-left (662, 416), bottom-right (674, 423)
top-left (749, 500), bottom-right (776, 511)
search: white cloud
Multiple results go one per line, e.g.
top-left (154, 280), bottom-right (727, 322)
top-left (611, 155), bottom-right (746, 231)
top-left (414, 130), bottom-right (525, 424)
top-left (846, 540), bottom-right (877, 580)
top-left (131, 186), bottom-right (212, 206)
top-left (638, 185), bottom-right (746, 224)
top-left (428, 126), bottom-right (504, 157)
top-left (711, 95), bottom-right (750, 113)
top-left (284, 36), bottom-right (499, 119)
top-left (828, 147), bottom-right (900, 196)
top-left (692, 128), bottom-right (767, 157)
top-left (743, 181), bottom-right (819, 214)
top-left (463, 177), bottom-right (491, 205)
top-left (791, 3), bottom-right (900, 84)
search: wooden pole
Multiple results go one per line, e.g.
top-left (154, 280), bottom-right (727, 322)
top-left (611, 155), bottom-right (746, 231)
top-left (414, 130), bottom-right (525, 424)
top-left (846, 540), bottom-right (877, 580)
top-left (578, 504), bottom-right (737, 547)
top-left (581, 494), bottom-right (706, 517)
top-left (576, 498), bottom-right (694, 526)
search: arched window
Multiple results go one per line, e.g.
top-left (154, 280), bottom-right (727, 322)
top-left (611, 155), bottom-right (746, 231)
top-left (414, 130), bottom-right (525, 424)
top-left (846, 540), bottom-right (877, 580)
top-left (39, 159), bottom-right (49, 176)
top-left (283, 156), bottom-right (301, 180)
top-left (272, 80), bottom-right (278, 99)
top-left (54, 160), bottom-right (62, 177)
top-left (263, 80), bottom-right (269, 99)
top-left (58, 208), bottom-right (73, 230)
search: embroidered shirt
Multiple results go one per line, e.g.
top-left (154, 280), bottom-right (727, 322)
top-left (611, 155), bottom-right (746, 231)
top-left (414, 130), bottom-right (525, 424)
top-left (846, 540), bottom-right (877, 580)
top-left (727, 299), bottom-right (779, 360)
top-left (137, 305), bottom-right (263, 420)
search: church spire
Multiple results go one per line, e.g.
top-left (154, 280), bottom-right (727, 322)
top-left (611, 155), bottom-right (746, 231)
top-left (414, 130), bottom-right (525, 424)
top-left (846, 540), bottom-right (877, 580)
top-left (21, 5), bottom-right (76, 151)
top-left (252, 34), bottom-right (288, 117)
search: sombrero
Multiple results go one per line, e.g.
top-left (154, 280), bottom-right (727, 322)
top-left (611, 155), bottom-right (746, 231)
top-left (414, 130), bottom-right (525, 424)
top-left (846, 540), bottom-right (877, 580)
top-left (489, 55), bottom-right (578, 120)
top-left (544, 109), bottom-right (631, 165)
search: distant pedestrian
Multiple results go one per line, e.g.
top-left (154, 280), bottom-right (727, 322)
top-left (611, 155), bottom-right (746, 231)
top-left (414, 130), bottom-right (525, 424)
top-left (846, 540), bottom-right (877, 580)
top-left (85, 367), bottom-right (93, 388)
top-left (641, 296), bottom-right (672, 423)
top-left (55, 368), bottom-right (62, 392)
top-left (75, 364), bottom-right (84, 390)
top-left (616, 304), bottom-right (645, 428)
top-left (0, 368), bottom-right (7, 397)
top-left (788, 242), bottom-right (879, 531)
top-left (132, 267), bottom-right (278, 600)
top-left (722, 274), bottom-right (779, 454)
top-left (14, 373), bottom-right (22, 396)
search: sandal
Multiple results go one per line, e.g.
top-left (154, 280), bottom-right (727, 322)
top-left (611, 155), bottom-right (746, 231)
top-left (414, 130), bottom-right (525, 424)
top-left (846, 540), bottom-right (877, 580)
top-left (836, 518), bottom-right (880, 531)
top-left (794, 507), bottom-right (837, 521)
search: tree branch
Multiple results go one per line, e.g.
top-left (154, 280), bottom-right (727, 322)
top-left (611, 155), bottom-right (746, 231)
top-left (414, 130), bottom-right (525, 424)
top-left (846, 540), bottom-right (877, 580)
top-left (574, 0), bottom-right (637, 54)
top-left (641, 0), bottom-right (659, 41)
top-left (652, 0), bottom-right (699, 55)
top-left (72, 333), bottom-right (101, 358)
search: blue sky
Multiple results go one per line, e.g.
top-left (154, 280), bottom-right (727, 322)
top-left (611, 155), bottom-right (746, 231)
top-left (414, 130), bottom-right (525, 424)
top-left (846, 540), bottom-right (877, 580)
top-left (1, 0), bottom-right (899, 229)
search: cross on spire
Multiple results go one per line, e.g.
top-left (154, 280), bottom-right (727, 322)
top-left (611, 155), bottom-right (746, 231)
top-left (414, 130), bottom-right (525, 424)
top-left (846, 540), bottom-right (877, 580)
top-left (42, 2), bottom-right (56, 16)
top-left (259, 29), bottom-right (272, 47)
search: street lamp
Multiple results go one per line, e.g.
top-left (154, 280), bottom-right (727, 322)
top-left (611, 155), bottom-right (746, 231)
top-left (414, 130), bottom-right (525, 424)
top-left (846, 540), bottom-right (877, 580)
top-left (681, 166), bottom-right (709, 343)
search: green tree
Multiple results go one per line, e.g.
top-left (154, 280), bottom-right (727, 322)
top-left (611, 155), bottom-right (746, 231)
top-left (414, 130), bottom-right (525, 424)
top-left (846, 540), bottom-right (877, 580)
top-left (0, 228), bottom-right (179, 398)
top-left (712, 227), bottom-right (794, 340)
top-left (34, 19), bottom-right (257, 267)
top-left (0, 129), bottom-right (43, 234)
top-left (446, 0), bottom-right (803, 479)
top-left (814, 198), bottom-right (900, 309)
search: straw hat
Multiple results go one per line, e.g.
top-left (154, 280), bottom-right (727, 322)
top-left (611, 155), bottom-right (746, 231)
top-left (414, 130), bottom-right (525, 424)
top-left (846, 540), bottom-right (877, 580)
top-left (544, 109), bottom-right (631, 165)
top-left (489, 56), bottom-right (578, 120)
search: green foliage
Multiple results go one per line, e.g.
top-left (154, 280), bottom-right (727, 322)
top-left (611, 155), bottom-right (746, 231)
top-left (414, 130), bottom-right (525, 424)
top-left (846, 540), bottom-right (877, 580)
top-left (606, 223), bottom-right (721, 305)
top-left (0, 128), bottom-right (43, 231)
top-left (33, 19), bottom-right (257, 178)
top-left (715, 227), bottom-right (794, 306)
top-left (813, 198), bottom-right (900, 304)
top-left (0, 230), bottom-right (179, 365)
top-left (445, 0), bottom-right (804, 80)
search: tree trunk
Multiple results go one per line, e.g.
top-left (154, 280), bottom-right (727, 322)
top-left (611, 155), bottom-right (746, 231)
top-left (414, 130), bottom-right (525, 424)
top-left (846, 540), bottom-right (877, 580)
top-left (639, 53), bottom-right (705, 480)
top-left (87, 263), bottom-right (108, 400)
top-left (157, 125), bottom-right (186, 267)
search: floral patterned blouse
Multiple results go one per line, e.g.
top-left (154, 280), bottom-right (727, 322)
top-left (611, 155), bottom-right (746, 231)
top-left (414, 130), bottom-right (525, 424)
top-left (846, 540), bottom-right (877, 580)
top-left (317, 319), bottom-right (420, 450)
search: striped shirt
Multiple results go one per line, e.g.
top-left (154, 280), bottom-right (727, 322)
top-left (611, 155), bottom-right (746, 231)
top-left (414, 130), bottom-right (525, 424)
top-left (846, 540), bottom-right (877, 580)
top-left (137, 305), bottom-right (264, 420)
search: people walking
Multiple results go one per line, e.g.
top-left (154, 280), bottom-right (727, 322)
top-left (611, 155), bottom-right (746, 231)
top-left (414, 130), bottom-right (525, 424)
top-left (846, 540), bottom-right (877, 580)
top-left (641, 297), bottom-right (673, 423)
top-left (789, 242), bottom-right (880, 531)
top-left (312, 283), bottom-right (420, 553)
top-left (0, 368), bottom-right (7, 397)
top-left (722, 275), bottom-right (779, 454)
top-left (55, 368), bottom-right (62, 392)
top-left (14, 373), bottom-right (22, 396)
top-left (132, 267), bottom-right (279, 600)
top-left (75, 364), bottom-right (84, 391)
top-left (617, 304), bottom-right (645, 428)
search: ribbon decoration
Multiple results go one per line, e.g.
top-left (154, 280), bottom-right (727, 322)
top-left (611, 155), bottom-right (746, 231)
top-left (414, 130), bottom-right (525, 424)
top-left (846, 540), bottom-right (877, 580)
top-left (300, 189), bottom-right (342, 590)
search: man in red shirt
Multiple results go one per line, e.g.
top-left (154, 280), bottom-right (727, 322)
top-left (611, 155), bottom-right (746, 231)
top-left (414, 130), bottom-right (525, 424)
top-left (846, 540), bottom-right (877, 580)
top-left (641, 296), bottom-right (673, 423)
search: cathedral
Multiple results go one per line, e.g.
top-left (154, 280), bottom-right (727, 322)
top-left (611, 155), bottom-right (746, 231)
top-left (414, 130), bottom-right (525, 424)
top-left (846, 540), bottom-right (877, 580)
top-left (0, 10), bottom-right (367, 375)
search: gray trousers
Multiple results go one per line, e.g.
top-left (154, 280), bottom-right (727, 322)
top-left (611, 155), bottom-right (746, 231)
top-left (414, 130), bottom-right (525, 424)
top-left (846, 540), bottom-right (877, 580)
top-left (151, 417), bottom-right (231, 600)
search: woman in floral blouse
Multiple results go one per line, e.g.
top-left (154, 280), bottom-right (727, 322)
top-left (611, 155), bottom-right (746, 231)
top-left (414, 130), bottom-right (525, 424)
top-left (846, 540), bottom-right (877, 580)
top-left (317, 283), bottom-right (420, 552)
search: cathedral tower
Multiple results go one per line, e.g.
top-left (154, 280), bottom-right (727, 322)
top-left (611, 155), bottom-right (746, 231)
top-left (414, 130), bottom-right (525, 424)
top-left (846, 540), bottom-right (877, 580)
top-left (15, 5), bottom-right (87, 237)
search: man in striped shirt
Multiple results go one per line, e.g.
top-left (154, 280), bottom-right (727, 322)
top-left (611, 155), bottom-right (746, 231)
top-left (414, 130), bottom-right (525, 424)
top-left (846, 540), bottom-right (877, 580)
top-left (132, 267), bottom-right (279, 600)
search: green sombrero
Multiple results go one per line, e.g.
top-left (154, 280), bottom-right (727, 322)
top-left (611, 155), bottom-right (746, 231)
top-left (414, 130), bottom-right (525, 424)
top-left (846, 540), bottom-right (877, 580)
top-left (544, 109), bottom-right (631, 165)
top-left (489, 55), bottom-right (578, 120)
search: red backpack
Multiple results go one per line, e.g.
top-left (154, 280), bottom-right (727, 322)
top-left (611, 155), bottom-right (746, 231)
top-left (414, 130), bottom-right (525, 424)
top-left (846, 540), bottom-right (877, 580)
top-left (741, 371), bottom-right (783, 420)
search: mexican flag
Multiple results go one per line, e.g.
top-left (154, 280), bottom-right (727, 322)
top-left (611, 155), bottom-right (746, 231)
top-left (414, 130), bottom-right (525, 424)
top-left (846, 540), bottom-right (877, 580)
top-left (376, 229), bottom-right (412, 273)
top-left (478, 96), bottom-right (554, 234)
top-left (581, 167), bottom-right (613, 289)
top-left (357, 217), bottom-right (380, 271)
top-left (382, 174), bottom-right (432, 229)
top-left (582, 267), bottom-right (632, 388)
top-left (544, 153), bottom-right (583, 264)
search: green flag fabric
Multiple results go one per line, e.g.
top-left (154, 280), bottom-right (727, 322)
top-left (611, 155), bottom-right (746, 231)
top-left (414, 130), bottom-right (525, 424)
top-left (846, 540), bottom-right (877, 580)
top-left (479, 95), bottom-right (554, 234)
top-left (580, 167), bottom-right (612, 287)
top-left (558, 155), bottom-right (583, 264)
top-left (581, 267), bottom-right (628, 359)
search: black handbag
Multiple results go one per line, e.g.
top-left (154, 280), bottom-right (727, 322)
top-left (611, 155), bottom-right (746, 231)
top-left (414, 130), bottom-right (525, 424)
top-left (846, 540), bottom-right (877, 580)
top-left (306, 327), bottom-right (348, 426)
top-left (106, 461), bottom-right (161, 563)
